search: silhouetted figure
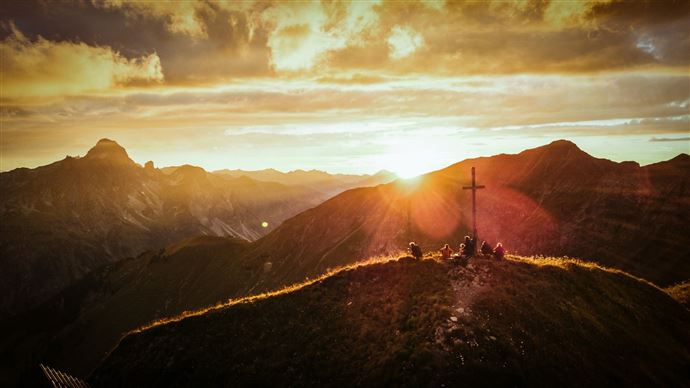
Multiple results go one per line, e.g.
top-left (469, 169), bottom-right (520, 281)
top-left (452, 243), bottom-right (468, 266)
top-left (439, 244), bottom-right (454, 259)
top-left (458, 243), bottom-right (467, 257)
top-left (409, 242), bottom-right (423, 260)
top-left (464, 236), bottom-right (475, 257)
top-left (494, 243), bottom-right (505, 260)
top-left (480, 240), bottom-right (493, 256)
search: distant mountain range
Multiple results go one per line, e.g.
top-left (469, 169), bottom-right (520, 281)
top-left (3, 139), bottom-right (688, 386)
top-left (213, 168), bottom-right (397, 197)
top-left (0, 139), bottom-right (395, 319)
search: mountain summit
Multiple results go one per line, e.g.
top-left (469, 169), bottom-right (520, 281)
top-left (248, 139), bottom-right (690, 287)
top-left (83, 138), bottom-right (134, 165)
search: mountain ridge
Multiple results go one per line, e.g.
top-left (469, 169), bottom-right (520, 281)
top-left (0, 140), bottom-right (333, 318)
top-left (3, 139), bottom-right (689, 385)
top-left (213, 167), bottom-right (397, 196)
top-left (245, 138), bottom-right (690, 288)
top-left (90, 254), bottom-right (690, 387)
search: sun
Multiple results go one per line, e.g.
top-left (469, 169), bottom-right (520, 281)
top-left (378, 140), bottom-right (446, 179)
top-left (393, 162), bottom-right (428, 179)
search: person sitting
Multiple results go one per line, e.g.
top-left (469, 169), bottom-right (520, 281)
top-left (409, 242), bottom-right (423, 260)
top-left (458, 243), bottom-right (467, 257)
top-left (451, 243), bottom-right (469, 266)
top-left (480, 240), bottom-right (493, 256)
top-left (464, 236), bottom-right (475, 257)
top-left (439, 243), bottom-right (454, 259)
top-left (493, 243), bottom-right (505, 260)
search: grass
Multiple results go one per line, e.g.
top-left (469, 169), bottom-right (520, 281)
top-left (666, 281), bottom-right (690, 309)
top-left (91, 253), bottom-right (690, 387)
top-left (131, 252), bottom-right (407, 333)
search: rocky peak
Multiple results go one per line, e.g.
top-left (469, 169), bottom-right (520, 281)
top-left (542, 139), bottom-right (586, 153)
top-left (83, 139), bottom-right (134, 165)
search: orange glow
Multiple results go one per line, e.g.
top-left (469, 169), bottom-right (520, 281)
top-left (410, 187), bottom-right (463, 240)
top-left (1, 0), bottom-right (688, 172)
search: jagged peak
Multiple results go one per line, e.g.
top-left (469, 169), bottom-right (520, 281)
top-left (84, 138), bottom-right (134, 165)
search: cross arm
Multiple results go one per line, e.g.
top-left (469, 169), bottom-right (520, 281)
top-left (462, 185), bottom-right (486, 190)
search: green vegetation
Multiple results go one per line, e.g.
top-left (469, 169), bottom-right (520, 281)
top-left (91, 255), bottom-right (690, 387)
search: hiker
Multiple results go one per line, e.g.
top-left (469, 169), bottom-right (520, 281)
top-left (451, 243), bottom-right (468, 266)
top-left (464, 236), bottom-right (475, 257)
top-left (494, 243), bottom-right (505, 260)
top-left (409, 242), bottom-right (423, 260)
top-left (439, 243), bottom-right (454, 259)
top-left (480, 240), bottom-right (493, 256)
top-left (458, 243), bottom-right (467, 257)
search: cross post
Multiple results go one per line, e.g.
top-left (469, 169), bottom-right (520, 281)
top-left (462, 167), bottom-right (485, 254)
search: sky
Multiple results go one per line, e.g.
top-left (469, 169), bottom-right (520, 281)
top-left (1, 0), bottom-right (689, 178)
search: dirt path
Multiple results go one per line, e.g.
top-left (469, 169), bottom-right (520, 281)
top-left (434, 256), bottom-right (497, 352)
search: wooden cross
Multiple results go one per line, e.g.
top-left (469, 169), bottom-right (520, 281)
top-left (462, 167), bottom-right (485, 253)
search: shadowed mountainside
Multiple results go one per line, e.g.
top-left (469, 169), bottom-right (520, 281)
top-left (0, 139), bottom-right (326, 318)
top-left (246, 140), bottom-right (690, 288)
top-left (90, 256), bottom-right (690, 387)
top-left (0, 236), bottom-right (253, 386)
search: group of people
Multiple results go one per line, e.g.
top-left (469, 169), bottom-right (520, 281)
top-left (440, 236), bottom-right (504, 261)
top-left (407, 237), bottom-right (505, 262)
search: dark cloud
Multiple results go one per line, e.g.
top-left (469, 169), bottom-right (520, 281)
top-left (323, 0), bottom-right (690, 74)
top-left (1, 0), bottom-right (272, 85)
top-left (3, 0), bottom-right (688, 84)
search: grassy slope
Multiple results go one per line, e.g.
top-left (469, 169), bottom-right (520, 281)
top-left (91, 255), bottom-right (690, 387)
top-left (667, 281), bottom-right (690, 309)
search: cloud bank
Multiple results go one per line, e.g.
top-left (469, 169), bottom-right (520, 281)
top-left (1, 0), bottom-right (688, 173)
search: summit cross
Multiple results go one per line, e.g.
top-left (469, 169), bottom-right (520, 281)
top-left (462, 167), bottom-right (485, 253)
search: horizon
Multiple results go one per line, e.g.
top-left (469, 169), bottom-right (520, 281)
top-left (1, 137), bottom-right (686, 179)
top-left (1, 1), bottom-right (689, 178)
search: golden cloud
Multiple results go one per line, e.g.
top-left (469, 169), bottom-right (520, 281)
top-left (1, 25), bottom-right (163, 99)
top-left (96, 0), bottom-right (210, 37)
top-left (5, 0), bottom-right (683, 87)
top-left (387, 26), bottom-right (424, 59)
